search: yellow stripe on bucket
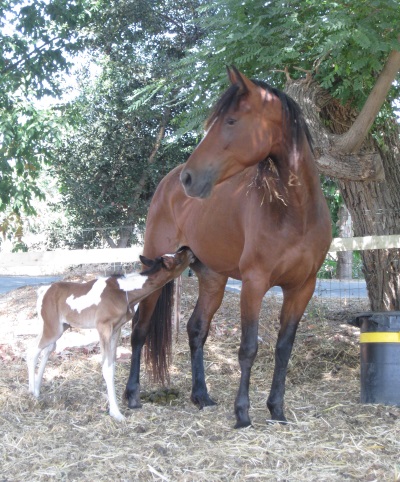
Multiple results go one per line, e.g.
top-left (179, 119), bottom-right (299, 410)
top-left (360, 332), bottom-right (400, 343)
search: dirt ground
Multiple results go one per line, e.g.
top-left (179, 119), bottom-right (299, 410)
top-left (0, 273), bottom-right (399, 482)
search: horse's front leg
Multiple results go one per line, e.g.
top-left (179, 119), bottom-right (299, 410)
top-left (267, 276), bottom-right (317, 423)
top-left (234, 278), bottom-right (265, 428)
top-left (187, 267), bottom-right (227, 409)
top-left (125, 290), bottom-right (161, 409)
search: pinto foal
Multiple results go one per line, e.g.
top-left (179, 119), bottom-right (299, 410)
top-left (27, 247), bottom-right (194, 421)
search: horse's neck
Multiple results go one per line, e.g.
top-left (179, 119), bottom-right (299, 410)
top-left (275, 144), bottom-right (320, 203)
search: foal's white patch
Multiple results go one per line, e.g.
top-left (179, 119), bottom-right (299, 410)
top-left (117, 273), bottom-right (148, 292)
top-left (66, 278), bottom-right (108, 313)
top-left (37, 285), bottom-right (51, 317)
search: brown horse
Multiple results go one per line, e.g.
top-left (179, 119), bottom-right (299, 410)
top-left (126, 67), bottom-right (332, 428)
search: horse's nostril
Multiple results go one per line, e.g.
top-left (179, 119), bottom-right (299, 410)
top-left (182, 171), bottom-right (192, 188)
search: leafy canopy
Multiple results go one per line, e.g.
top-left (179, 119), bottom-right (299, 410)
top-left (0, 0), bottom-right (94, 220)
top-left (170, 0), bottom-right (400, 131)
top-left (52, 1), bottom-right (202, 245)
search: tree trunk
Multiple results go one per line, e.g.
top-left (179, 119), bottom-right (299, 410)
top-left (286, 80), bottom-right (400, 311)
top-left (336, 204), bottom-right (353, 280)
top-left (337, 129), bottom-right (400, 310)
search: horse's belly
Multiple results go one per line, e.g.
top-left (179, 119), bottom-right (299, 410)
top-left (181, 209), bottom-right (245, 276)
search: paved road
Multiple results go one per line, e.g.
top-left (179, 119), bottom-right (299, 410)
top-left (0, 275), bottom-right (368, 299)
top-left (0, 276), bottom-right (61, 294)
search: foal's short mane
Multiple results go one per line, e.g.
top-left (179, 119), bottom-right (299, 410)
top-left (205, 79), bottom-right (313, 154)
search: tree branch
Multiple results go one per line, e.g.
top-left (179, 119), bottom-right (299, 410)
top-left (126, 105), bottom-right (171, 213)
top-left (285, 80), bottom-right (385, 181)
top-left (335, 34), bottom-right (400, 153)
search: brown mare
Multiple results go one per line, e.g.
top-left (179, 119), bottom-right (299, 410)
top-left (126, 67), bottom-right (332, 428)
top-left (27, 247), bottom-right (194, 421)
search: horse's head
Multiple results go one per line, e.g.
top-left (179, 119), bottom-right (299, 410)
top-left (180, 66), bottom-right (284, 198)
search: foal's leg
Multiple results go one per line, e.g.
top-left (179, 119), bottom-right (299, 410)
top-left (27, 342), bottom-right (56, 397)
top-left (125, 290), bottom-right (161, 409)
top-left (234, 277), bottom-right (266, 428)
top-left (187, 266), bottom-right (227, 408)
top-left (267, 276), bottom-right (317, 423)
top-left (99, 322), bottom-right (124, 421)
top-left (27, 323), bottom-right (67, 397)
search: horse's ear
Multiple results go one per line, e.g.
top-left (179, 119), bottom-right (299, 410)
top-left (227, 65), bottom-right (253, 96)
top-left (226, 65), bottom-right (238, 85)
top-left (139, 255), bottom-right (154, 268)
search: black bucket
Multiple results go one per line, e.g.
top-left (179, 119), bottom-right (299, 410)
top-left (349, 311), bottom-right (400, 407)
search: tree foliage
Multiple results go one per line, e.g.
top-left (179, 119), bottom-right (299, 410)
top-left (171, 0), bottom-right (400, 131)
top-left (51, 1), bottom-right (203, 246)
top-left (54, 62), bottom-right (194, 247)
top-left (1, 0), bottom-right (399, 264)
top-left (0, 0), bottom-right (93, 223)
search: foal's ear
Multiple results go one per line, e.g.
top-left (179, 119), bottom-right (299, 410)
top-left (139, 255), bottom-right (154, 268)
top-left (161, 255), bottom-right (175, 270)
top-left (227, 65), bottom-right (253, 96)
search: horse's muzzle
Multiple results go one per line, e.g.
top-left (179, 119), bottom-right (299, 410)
top-left (180, 167), bottom-right (215, 199)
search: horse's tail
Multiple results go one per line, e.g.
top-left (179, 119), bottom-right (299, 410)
top-left (144, 279), bottom-right (174, 385)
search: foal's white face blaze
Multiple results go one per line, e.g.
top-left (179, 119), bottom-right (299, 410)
top-left (117, 273), bottom-right (148, 292)
top-left (66, 278), bottom-right (108, 313)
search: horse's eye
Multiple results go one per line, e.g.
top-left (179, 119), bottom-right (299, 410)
top-left (226, 118), bottom-right (237, 126)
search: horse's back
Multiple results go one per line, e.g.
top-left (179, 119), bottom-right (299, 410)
top-left (40, 279), bottom-right (103, 329)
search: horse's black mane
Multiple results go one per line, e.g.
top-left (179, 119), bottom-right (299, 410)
top-left (206, 79), bottom-right (313, 153)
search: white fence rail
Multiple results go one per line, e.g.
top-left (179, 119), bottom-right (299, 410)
top-left (0, 235), bottom-right (399, 276)
top-left (328, 234), bottom-right (400, 253)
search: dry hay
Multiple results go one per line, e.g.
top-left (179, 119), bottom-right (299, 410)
top-left (1, 276), bottom-right (400, 482)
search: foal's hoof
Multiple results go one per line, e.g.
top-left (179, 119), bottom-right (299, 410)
top-left (110, 411), bottom-right (126, 422)
top-left (191, 393), bottom-right (217, 409)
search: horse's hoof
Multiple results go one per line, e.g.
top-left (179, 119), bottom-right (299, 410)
top-left (191, 394), bottom-right (217, 409)
top-left (234, 420), bottom-right (252, 429)
top-left (127, 399), bottom-right (142, 410)
top-left (124, 386), bottom-right (143, 409)
top-left (124, 391), bottom-right (142, 409)
top-left (267, 401), bottom-right (287, 423)
top-left (267, 413), bottom-right (288, 424)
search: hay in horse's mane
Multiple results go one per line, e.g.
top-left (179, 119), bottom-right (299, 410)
top-left (205, 79), bottom-right (314, 154)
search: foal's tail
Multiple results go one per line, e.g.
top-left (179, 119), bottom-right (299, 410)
top-left (144, 280), bottom-right (174, 385)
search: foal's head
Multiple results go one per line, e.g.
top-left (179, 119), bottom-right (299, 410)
top-left (140, 246), bottom-right (195, 277)
top-left (180, 66), bottom-right (311, 198)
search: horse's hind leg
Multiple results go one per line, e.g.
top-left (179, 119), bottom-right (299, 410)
top-left (267, 276), bottom-right (317, 423)
top-left (187, 264), bottom-right (227, 408)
